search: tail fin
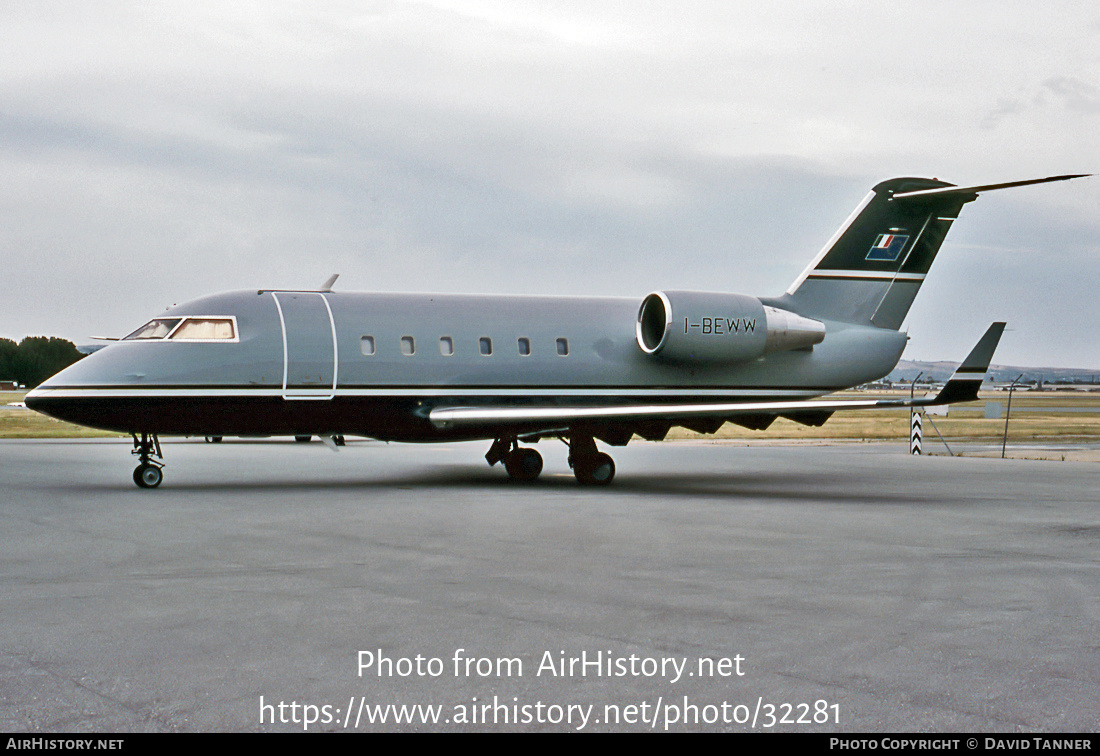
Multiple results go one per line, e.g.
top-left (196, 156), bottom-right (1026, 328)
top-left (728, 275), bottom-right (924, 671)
top-left (783, 175), bottom-right (1087, 328)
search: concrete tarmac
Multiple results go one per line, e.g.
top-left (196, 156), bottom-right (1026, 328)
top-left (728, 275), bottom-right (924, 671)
top-left (0, 438), bottom-right (1098, 732)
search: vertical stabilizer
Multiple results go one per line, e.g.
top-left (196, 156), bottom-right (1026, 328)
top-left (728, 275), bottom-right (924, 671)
top-left (782, 174), bottom-right (1088, 329)
top-left (784, 177), bottom-right (970, 328)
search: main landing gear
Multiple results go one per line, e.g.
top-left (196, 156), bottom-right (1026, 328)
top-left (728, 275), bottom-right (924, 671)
top-left (132, 432), bottom-right (164, 489)
top-left (486, 437), bottom-right (544, 481)
top-left (486, 434), bottom-right (615, 486)
top-left (568, 435), bottom-right (615, 486)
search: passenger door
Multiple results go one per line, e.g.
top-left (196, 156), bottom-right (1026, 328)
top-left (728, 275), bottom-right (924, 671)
top-left (271, 292), bottom-right (338, 400)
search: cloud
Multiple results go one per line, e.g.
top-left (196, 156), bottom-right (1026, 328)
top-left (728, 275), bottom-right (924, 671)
top-left (1044, 76), bottom-right (1100, 115)
top-left (1, 2), bottom-right (1098, 368)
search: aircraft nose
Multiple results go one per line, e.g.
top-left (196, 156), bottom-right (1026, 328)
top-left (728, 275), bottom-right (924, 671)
top-left (24, 368), bottom-right (83, 421)
top-left (22, 347), bottom-right (133, 430)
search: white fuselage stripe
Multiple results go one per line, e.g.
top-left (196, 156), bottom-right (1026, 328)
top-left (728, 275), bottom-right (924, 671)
top-left (27, 387), bottom-right (827, 400)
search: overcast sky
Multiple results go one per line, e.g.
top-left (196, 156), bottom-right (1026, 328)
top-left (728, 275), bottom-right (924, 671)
top-left (2, 1), bottom-right (1098, 369)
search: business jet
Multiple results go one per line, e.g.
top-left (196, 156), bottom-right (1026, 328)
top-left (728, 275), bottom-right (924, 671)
top-left (25, 175), bottom-right (1086, 488)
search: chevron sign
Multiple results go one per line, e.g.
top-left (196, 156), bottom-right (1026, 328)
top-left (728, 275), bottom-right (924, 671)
top-left (910, 411), bottom-right (923, 455)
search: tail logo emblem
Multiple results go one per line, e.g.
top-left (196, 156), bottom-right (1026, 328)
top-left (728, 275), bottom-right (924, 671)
top-left (866, 233), bottom-right (910, 261)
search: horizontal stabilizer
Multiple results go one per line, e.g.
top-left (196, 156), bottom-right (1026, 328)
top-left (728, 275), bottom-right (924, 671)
top-left (925, 322), bottom-right (1006, 405)
top-left (892, 175), bottom-right (1090, 201)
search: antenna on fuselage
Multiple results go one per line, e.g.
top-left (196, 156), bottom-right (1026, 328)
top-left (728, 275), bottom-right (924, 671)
top-left (319, 274), bottom-right (339, 292)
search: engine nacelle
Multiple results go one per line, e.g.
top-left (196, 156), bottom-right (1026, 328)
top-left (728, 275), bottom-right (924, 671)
top-left (636, 290), bottom-right (825, 362)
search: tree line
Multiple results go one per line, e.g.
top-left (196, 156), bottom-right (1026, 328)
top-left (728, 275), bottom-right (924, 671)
top-left (0, 337), bottom-right (85, 389)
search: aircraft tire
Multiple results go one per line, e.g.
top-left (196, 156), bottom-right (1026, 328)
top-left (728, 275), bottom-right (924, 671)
top-left (504, 448), bottom-right (543, 481)
top-left (133, 464), bottom-right (163, 489)
top-left (573, 452), bottom-right (615, 486)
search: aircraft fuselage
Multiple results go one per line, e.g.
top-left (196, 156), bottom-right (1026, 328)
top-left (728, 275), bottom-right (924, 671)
top-left (27, 289), bottom-right (906, 441)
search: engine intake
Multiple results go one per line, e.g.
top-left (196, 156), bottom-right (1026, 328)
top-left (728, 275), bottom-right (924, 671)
top-left (636, 290), bottom-right (825, 362)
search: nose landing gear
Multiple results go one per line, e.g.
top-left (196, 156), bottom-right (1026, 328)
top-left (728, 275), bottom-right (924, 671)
top-left (131, 433), bottom-right (164, 489)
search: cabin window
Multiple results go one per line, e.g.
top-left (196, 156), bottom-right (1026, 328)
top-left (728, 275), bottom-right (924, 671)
top-left (360, 336), bottom-right (375, 356)
top-left (170, 318), bottom-right (236, 341)
top-left (123, 318), bottom-right (182, 340)
top-left (439, 336), bottom-right (454, 356)
top-left (401, 336), bottom-right (415, 355)
top-left (556, 338), bottom-right (569, 356)
top-left (518, 337), bottom-right (531, 356)
top-left (479, 337), bottom-right (493, 356)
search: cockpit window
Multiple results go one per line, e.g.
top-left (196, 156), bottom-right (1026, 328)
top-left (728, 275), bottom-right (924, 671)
top-left (123, 318), bottom-right (182, 340)
top-left (122, 316), bottom-right (237, 342)
top-left (170, 318), bottom-right (236, 341)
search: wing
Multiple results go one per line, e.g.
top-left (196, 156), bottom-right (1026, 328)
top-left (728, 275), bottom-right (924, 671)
top-left (429, 323), bottom-right (1005, 431)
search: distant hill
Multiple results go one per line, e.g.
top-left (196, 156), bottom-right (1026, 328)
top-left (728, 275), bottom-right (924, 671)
top-left (888, 360), bottom-right (1100, 386)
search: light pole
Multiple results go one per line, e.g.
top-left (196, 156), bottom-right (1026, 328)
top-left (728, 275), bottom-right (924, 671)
top-left (1002, 374), bottom-right (1024, 459)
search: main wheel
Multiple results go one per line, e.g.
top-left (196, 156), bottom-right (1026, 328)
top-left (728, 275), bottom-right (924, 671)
top-left (133, 464), bottom-right (163, 489)
top-left (573, 452), bottom-right (615, 486)
top-left (504, 448), bottom-right (543, 481)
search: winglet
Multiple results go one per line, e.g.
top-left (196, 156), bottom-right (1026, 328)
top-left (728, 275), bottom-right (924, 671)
top-left (927, 322), bottom-right (1006, 405)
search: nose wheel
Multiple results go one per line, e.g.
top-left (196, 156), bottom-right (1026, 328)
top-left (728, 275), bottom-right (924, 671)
top-left (133, 463), bottom-right (163, 488)
top-left (131, 433), bottom-right (164, 489)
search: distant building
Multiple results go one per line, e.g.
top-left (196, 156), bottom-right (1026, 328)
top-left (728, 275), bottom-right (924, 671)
top-left (0, 380), bottom-right (17, 391)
